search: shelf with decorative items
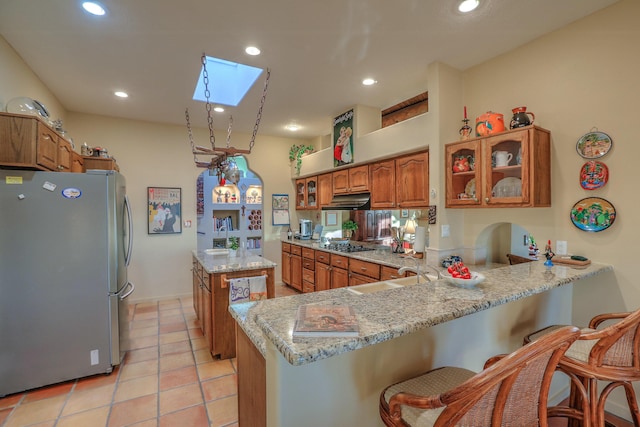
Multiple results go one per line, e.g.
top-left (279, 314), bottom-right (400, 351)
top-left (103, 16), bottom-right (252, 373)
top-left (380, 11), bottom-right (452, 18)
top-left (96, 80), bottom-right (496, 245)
top-left (445, 125), bottom-right (551, 208)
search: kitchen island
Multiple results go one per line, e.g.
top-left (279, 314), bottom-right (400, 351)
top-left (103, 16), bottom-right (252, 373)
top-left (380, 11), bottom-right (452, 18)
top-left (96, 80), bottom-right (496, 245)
top-left (230, 258), bottom-right (613, 427)
top-left (191, 250), bottom-right (276, 359)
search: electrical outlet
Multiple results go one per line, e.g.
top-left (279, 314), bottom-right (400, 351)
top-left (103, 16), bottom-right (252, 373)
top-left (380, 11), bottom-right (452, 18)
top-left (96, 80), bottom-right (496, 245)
top-left (556, 240), bottom-right (568, 255)
top-left (441, 224), bottom-right (450, 238)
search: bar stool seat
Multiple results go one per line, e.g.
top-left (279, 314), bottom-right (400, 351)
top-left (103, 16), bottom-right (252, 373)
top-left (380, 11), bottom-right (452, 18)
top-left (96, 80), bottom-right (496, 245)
top-left (524, 309), bottom-right (640, 427)
top-left (380, 326), bottom-right (584, 426)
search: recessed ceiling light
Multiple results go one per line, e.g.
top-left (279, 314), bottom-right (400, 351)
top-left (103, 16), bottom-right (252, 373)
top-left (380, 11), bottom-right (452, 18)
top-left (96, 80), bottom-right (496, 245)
top-left (82, 1), bottom-right (106, 16)
top-left (458, 0), bottom-right (479, 13)
top-left (114, 91), bottom-right (128, 98)
top-left (285, 124), bottom-right (301, 131)
top-left (362, 78), bottom-right (377, 86)
top-left (245, 46), bottom-right (261, 56)
top-left (214, 107), bottom-right (225, 113)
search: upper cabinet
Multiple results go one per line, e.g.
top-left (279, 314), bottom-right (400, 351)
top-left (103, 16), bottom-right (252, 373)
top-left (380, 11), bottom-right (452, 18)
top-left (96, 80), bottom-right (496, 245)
top-left (0, 113), bottom-right (60, 171)
top-left (369, 159), bottom-right (396, 209)
top-left (295, 176), bottom-right (319, 210)
top-left (316, 173), bottom-right (333, 208)
top-left (333, 164), bottom-right (369, 195)
top-left (445, 125), bottom-right (550, 208)
top-left (395, 151), bottom-right (430, 208)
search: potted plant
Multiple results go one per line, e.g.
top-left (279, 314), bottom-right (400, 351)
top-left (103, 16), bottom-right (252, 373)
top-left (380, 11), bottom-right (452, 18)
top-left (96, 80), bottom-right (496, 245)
top-left (342, 219), bottom-right (358, 239)
top-left (289, 144), bottom-right (315, 176)
top-left (228, 236), bottom-right (240, 257)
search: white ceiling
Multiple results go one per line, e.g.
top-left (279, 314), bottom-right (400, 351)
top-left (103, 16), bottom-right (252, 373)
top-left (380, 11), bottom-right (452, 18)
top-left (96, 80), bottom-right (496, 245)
top-left (0, 0), bottom-right (618, 140)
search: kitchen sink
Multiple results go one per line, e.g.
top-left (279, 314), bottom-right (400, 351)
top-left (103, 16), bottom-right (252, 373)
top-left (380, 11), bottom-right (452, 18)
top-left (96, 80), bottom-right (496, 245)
top-left (346, 281), bottom-right (404, 295)
top-left (386, 274), bottom-right (438, 286)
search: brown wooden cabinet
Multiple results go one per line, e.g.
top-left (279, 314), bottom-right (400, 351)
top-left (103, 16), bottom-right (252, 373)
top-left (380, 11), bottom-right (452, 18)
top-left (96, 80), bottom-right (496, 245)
top-left (290, 244), bottom-right (303, 291)
top-left (317, 173), bottom-right (333, 208)
top-left (83, 156), bottom-right (120, 171)
top-left (71, 151), bottom-right (84, 172)
top-left (57, 139), bottom-right (73, 172)
top-left (369, 159), bottom-right (396, 208)
top-left (281, 242), bottom-right (291, 286)
top-left (315, 259), bottom-right (331, 292)
top-left (349, 258), bottom-right (380, 281)
top-left (302, 248), bottom-right (315, 292)
top-left (396, 151), bottom-right (430, 208)
top-left (295, 176), bottom-right (318, 210)
top-left (330, 254), bottom-right (349, 289)
top-left (0, 113), bottom-right (60, 171)
top-left (380, 265), bottom-right (404, 281)
top-left (351, 210), bottom-right (392, 242)
top-left (333, 164), bottom-right (369, 195)
top-left (445, 126), bottom-right (550, 208)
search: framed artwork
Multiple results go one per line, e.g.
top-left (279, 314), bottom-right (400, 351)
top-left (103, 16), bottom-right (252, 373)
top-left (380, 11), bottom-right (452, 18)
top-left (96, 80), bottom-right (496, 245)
top-left (324, 211), bottom-right (338, 226)
top-left (400, 209), bottom-right (409, 218)
top-left (148, 187), bottom-right (182, 234)
top-left (333, 109), bottom-right (354, 167)
top-left (272, 194), bottom-right (290, 225)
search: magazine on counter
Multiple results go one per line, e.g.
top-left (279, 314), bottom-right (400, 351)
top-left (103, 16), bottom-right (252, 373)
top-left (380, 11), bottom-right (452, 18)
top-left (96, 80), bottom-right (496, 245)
top-left (293, 304), bottom-right (359, 337)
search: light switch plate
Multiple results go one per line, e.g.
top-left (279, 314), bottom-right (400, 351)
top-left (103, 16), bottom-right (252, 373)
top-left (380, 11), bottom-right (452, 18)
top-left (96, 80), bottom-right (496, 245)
top-left (441, 224), bottom-right (450, 237)
top-left (556, 240), bottom-right (568, 255)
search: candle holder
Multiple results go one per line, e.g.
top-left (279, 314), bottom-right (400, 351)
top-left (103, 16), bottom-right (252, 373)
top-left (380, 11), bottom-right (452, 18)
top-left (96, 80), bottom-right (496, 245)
top-left (459, 118), bottom-right (472, 140)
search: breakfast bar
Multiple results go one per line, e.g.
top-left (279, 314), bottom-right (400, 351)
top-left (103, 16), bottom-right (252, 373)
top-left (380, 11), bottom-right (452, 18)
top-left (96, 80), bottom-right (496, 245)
top-left (230, 259), bottom-right (613, 427)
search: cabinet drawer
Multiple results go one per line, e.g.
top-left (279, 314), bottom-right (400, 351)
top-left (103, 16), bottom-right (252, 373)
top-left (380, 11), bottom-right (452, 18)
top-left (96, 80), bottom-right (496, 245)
top-left (282, 242), bottom-right (291, 253)
top-left (302, 258), bottom-right (315, 271)
top-left (380, 265), bottom-right (403, 281)
top-left (349, 273), bottom-right (373, 287)
top-left (331, 254), bottom-right (349, 269)
top-left (315, 251), bottom-right (331, 264)
top-left (302, 281), bottom-right (315, 293)
top-left (302, 247), bottom-right (315, 259)
top-left (302, 268), bottom-right (315, 284)
top-left (291, 245), bottom-right (302, 256)
top-left (349, 259), bottom-right (380, 280)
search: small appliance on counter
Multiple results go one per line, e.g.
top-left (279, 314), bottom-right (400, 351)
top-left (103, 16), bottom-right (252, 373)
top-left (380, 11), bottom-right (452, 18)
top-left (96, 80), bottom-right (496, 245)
top-left (295, 219), bottom-right (313, 240)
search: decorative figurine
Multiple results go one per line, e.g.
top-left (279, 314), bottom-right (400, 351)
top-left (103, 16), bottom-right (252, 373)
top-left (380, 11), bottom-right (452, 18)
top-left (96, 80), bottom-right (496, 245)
top-left (459, 106), bottom-right (472, 140)
top-left (544, 240), bottom-right (555, 267)
top-left (528, 235), bottom-right (540, 258)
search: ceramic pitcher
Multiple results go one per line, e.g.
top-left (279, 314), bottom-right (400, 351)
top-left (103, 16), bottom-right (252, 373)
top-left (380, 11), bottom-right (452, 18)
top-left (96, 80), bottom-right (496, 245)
top-left (510, 106), bottom-right (535, 129)
top-left (494, 151), bottom-right (513, 167)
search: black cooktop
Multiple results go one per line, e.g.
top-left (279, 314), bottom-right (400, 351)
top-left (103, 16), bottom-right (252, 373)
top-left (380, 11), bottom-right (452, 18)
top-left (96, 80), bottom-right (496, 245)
top-left (324, 243), bottom-right (375, 253)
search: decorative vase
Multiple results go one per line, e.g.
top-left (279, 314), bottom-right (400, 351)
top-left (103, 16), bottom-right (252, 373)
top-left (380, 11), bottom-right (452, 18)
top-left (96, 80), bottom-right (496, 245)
top-left (229, 249), bottom-right (237, 257)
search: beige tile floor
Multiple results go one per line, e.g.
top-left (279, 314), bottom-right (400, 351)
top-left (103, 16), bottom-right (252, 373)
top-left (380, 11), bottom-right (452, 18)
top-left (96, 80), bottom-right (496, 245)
top-left (0, 283), bottom-right (298, 427)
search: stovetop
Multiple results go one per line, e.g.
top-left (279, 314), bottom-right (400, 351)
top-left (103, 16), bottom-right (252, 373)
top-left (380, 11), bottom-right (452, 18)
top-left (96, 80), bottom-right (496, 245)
top-left (324, 243), bottom-right (375, 253)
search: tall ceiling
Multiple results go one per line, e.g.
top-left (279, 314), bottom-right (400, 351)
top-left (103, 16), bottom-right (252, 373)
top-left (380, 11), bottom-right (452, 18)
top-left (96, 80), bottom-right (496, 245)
top-left (0, 0), bottom-right (619, 139)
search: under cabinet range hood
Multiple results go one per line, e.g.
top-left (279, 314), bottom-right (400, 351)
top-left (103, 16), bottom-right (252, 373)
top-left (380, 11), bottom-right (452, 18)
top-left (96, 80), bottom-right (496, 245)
top-left (322, 193), bottom-right (371, 210)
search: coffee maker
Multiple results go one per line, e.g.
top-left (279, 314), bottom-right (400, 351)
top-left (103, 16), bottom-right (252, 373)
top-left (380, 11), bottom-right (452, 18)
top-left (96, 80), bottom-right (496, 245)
top-left (297, 219), bottom-right (313, 240)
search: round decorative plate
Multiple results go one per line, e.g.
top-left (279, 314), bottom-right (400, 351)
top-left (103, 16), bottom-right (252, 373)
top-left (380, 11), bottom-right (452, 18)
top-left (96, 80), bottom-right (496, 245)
top-left (465, 178), bottom-right (476, 197)
top-left (576, 131), bottom-right (612, 159)
top-left (580, 161), bottom-right (609, 190)
top-left (570, 197), bottom-right (616, 232)
top-left (492, 177), bottom-right (522, 197)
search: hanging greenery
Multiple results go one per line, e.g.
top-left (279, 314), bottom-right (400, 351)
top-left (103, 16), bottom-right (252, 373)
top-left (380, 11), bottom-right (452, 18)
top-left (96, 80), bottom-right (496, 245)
top-left (289, 144), bottom-right (314, 175)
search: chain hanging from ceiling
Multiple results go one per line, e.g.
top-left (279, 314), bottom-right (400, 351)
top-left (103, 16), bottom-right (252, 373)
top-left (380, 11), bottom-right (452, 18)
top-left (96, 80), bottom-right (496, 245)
top-left (185, 53), bottom-right (271, 184)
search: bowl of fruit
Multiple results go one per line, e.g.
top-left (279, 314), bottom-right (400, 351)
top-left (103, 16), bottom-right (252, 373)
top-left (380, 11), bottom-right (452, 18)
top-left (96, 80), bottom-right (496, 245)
top-left (442, 261), bottom-right (486, 287)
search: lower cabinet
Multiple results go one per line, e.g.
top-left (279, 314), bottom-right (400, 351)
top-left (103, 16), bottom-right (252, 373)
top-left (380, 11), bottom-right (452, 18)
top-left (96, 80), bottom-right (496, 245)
top-left (192, 255), bottom-right (275, 359)
top-left (281, 243), bottom-right (291, 285)
top-left (330, 254), bottom-right (349, 289)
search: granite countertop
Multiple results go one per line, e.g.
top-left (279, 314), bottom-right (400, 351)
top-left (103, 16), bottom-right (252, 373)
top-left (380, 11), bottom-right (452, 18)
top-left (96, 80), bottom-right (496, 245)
top-left (192, 250), bottom-right (277, 274)
top-left (229, 259), bottom-right (613, 364)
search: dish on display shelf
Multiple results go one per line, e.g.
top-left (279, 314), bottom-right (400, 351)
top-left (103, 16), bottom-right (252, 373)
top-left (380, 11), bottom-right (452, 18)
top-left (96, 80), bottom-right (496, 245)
top-left (464, 178), bottom-right (476, 198)
top-left (6, 96), bottom-right (39, 116)
top-left (492, 177), bottom-right (522, 197)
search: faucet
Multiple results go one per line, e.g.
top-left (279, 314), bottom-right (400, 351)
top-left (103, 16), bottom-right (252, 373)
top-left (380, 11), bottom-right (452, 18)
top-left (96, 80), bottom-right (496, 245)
top-left (398, 256), bottom-right (442, 284)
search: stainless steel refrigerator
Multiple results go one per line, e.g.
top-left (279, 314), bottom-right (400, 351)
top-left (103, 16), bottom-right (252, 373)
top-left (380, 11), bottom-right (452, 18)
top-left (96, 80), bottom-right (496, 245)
top-left (0, 170), bottom-right (134, 397)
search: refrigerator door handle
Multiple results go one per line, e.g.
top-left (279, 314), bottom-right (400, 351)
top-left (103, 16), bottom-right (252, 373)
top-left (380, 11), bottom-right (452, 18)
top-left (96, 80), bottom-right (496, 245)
top-left (117, 281), bottom-right (135, 300)
top-left (124, 194), bottom-right (133, 267)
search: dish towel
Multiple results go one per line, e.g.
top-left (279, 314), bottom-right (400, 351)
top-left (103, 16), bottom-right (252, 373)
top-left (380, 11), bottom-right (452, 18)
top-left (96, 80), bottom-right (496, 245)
top-left (248, 275), bottom-right (267, 301)
top-left (229, 275), bottom-right (267, 305)
top-left (229, 278), bottom-right (251, 305)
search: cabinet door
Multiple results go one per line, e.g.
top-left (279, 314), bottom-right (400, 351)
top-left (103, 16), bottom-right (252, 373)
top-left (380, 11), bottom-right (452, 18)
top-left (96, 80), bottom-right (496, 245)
top-left (349, 273), bottom-right (373, 287)
top-left (306, 177), bottom-right (317, 209)
top-left (71, 151), bottom-right (84, 172)
top-left (380, 265), bottom-right (403, 281)
top-left (331, 268), bottom-right (349, 289)
top-left (364, 211), bottom-right (376, 241)
top-left (445, 140), bottom-right (482, 207)
top-left (290, 255), bottom-right (303, 291)
top-left (369, 159), bottom-right (396, 208)
top-left (57, 140), bottom-right (73, 172)
top-left (281, 252), bottom-right (291, 285)
top-left (295, 179), bottom-right (306, 210)
top-left (317, 173), bottom-right (333, 208)
top-left (36, 122), bottom-right (59, 171)
top-left (202, 283), bottom-right (213, 353)
top-left (396, 151), bottom-right (429, 207)
top-left (483, 130), bottom-right (529, 206)
top-left (348, 165), bottom-right (369, 192)
top-left (315, 262), bottom-right (331, 291)
top-left (376, 211), bottom-right (392, 239)
top-left (332, 170), bottom-right (349, 194)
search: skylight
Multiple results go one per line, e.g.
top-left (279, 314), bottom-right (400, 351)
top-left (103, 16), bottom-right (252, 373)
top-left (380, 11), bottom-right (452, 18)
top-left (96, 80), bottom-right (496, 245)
top-left (192, 56), bottom-right (263, 107)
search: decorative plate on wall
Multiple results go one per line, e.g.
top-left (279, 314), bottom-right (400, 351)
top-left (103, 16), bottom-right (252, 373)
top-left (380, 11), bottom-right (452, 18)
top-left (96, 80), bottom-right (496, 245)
top-left (576, 131), bottom-right (612, 159)
top-left (570, 197), bottom-right (616, 232)
top-left (580, 160), bottom-right (609, 190)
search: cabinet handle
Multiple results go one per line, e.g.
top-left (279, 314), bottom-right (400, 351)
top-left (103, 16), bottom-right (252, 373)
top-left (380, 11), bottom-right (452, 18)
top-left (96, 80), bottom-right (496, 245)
top-left (485, 197), bottom-right (490, 203)
top-left (360, 267), bottom-right (367, 271)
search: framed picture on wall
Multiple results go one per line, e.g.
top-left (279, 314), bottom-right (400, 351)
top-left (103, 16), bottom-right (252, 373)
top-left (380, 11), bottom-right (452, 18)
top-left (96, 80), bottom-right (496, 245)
top-left (333, 109), bottom-right (354, 167)
top-left (148, 187), bottom-right (182, 234)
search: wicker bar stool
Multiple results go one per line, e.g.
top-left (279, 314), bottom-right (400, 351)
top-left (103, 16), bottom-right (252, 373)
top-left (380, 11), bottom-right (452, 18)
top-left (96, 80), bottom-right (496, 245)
top-left (524, 308), bottom-right (640, 427)
top-left (379, 326), bottom-right (586, 426)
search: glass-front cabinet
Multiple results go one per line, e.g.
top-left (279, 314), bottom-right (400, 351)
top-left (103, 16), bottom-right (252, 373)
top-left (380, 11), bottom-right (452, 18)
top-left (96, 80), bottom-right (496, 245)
top-left (445, 126), bottom-right (551, 208)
